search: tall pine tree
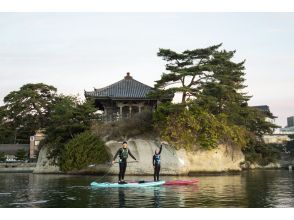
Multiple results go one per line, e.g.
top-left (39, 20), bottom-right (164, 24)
top-left (152, 44), bottom-right (222, 103)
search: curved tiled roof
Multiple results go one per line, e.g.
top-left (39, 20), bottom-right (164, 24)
top-left (85, 74), bottom-right (155, 99)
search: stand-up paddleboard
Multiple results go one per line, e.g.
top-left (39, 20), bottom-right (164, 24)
top-left (125, 179), bottom-right (199, 186)
top-left (90, 180), bottom-right (165, 188)
top-left (164, 179), bottom-right (199, 186)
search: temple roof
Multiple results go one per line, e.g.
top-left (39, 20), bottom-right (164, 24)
top-left (252, 105), bottom-right (277, 119)
top-left (85, 72), bottom-right (156, 100)
top-left (252, 105), bottom-right (270, 112)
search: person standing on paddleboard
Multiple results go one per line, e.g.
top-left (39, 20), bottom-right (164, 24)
top-left (153, 143), bottom-right (163, 181)
top-left (112, 141), bottom-right (137, 183)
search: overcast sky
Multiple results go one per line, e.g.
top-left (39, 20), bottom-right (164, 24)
top-left (0, 13), bottom-right (293, 126)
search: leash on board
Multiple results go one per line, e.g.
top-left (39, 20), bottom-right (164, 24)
top-left (88, 160), bottom-right (139, 182)
top-left (94, 164), bottom-right (114, 183)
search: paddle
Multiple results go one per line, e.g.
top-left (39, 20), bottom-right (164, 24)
top-left (156, 141), bottom-right (185, 165)
top-left (88, 160), bottom-right (139, 183)
top-left (155, 140), bottom-right (176, 156)
top-left (88, 160), bottom-right (139, 168)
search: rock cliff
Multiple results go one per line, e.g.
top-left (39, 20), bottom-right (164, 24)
top-left (34, 138), bottom-right (245, 174)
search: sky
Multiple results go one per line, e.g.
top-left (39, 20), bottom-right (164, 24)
top-left (0, 13), bottom-right (293, 127)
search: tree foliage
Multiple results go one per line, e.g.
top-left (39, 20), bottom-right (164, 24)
top-left (15, 149), bottom-right (27, 161)
top-left (0, 82), bottom-right (100, 166)
top-left (153, 44), bottom-right (278, 165)
top-left (42, 95), bottom-right (98, 163)
top-left (154, 102), bottom-right (249, 150)
top-left (152, 44), bottom-right (222, 103)
top-left (0, 83), bottom-right (58, 144)
top-left (0, 152), bottom-right (5, 162)
top-left (285, 135), bottom-right (294, 157)
top-left (60, 131), bottom-right (110, 172)
top-left (92, 110), bottom-right (154, 141)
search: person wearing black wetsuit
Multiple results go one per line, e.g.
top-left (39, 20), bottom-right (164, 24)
top-left (153, 144), bottom-right (162, 182)
top-left (112, 141), bottom-right (137, 183)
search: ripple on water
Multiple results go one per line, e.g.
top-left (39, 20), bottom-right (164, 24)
top-left (0, 193), bottom-right (11, 196)
top-left (10, 200), bottom-right (49, 205)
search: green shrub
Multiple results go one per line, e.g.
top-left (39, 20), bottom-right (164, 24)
top-left (0, 152), bottom-right (5, 162)
top-left (92, 110), bottom-right (154, 140)
top-left (285, 139), bottom-right (294, 156)
top-left (243, 141), bottom-right (281, 166)
top-left (60, 131), bottom-right (111, 171)
top-left (15, 149), bottom-right (27, 161)
top-left (154, 103), bottom-right (249, 151)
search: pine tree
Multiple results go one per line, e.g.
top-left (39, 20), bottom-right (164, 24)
top-left (152, 44), bottom-right (222, 103)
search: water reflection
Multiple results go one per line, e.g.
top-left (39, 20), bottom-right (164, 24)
top-left (153, 188), bottom-right (160, 208)
top-left (0, 170), bottom-right (293, 207)
top-left (118, 189), bottom-right (125, 208)
top-left (243, 170), bottom-right (294, 207)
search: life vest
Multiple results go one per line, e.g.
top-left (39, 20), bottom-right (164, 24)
top-left (154, 154), bottom-right (161, 165)
top-left (120, 148), bottom-right (128, 160)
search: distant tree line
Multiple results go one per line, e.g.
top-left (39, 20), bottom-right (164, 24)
top-left (0, 83), bottom-right (107, 169)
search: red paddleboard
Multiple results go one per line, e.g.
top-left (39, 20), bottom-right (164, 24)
top-left (163, 179), bottom-right (199, 186)
top-left (127, 179), bottom-right (199, 185)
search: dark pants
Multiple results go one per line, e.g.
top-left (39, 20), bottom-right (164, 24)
top-left (119, 162), bottom-right (127, 181)
top-left (154, 164), bottom-right (161, 181)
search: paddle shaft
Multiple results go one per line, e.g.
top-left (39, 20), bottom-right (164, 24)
top-left (92, 160), bottom-right (138, 182)
top-left (88, 160), bottom-right (138, 167)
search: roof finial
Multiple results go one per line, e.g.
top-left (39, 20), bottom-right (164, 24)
top-left (124, 72), bottom-right (133, 80)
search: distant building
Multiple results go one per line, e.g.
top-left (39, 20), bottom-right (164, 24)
top-left (0, 144), bottom-right (29, 161)
top-left (263, 134), bottom-right (290, 144)
top-left (280, 116), bottom-right (294, 135)
top-left (29, 130), bottom-right (45, 160)
top-left (252, 105), bottom-right (271, 113)
top-left (280, 127), bottom-right (294, 134)
top-left (84, 72), bottom-right (173, 121)
top-left (251, 105), bottom-right (276, 125)
top-left (287, 116), bottom-right (294, 127)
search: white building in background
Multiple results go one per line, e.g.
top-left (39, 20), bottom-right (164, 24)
top-left (280, 116), bottom-right (294, 135)
top-left (252, 105), bottom-right (277, 129)
top-left (251, 106), bottom-right (293, 143)
top-left (263, 134), bottom-right (290, 144)
top-left (252, 105), bottom-right (276, 121)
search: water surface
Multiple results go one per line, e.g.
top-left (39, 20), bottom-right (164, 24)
top-left (0, 170), bottom-right (293, 208)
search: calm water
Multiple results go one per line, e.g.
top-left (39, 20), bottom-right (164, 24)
top-left (0, 170), bottom-right (293, 208)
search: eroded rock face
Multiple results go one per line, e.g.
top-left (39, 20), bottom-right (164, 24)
top-left (34, 138), bottom-right (245, 174)
top-left (105, 139), bottom-right (245, 175)
top-left (33, 146), bottom-right (60, 174)
top-left (183, 145), bottom-right (245, 173)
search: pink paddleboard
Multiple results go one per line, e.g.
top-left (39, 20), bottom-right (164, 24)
top-left (163, 179), bottom-right (199, 185)
top-left (127, 179), bottom-right (199, 185)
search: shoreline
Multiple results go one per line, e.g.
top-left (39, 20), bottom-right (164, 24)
top-left (0, 167), bottom-right (290, 175)
top-left (0, 162), bottom-right (36, 173)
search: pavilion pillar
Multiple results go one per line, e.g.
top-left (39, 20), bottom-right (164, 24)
top-left (119, 106), bottom-right (123, 118)
top-left (103, 108), bottom-right (108, 121)
top-left (138, 102), bottom-right (144, 113)
top-left (129, 106), bottom-right (132, 117)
